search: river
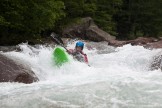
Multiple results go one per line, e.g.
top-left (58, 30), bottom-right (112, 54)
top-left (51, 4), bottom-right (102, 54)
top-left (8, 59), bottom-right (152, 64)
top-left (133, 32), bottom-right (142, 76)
top-left (0, 42), bottom-right (162, 108)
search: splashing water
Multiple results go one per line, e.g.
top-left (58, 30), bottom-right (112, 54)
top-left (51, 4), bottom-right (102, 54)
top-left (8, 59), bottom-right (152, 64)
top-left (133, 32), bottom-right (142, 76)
top-left (1, 42), bottom-right (162, 108)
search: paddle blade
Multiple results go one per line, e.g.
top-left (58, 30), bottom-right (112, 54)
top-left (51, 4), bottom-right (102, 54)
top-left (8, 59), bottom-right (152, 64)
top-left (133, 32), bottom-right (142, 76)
top-left (50, 32), bottom-right (64, 45)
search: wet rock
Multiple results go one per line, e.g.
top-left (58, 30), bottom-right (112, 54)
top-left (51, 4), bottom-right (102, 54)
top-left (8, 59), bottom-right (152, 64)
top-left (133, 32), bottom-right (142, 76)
top-left (108, 40), bottom-right (127, 47)
top-left (15, 73), bottom-right (37, 84)
top-left (0, 46), bottom-right (21, 52)
top-left (127, 37), bottom-right (158, 46)
top-left (86, 25), bottom-right (115, 42)
top-left (150, 54), bottom-right (162, 70)
top-left (0, 54), bottom-right (38, 84)
top-left (62, 17), bottom-right (116, 42)
top-left (145, 40), bottom-right (162, 49)
top-left (108, 37), bottom-right (158, 47)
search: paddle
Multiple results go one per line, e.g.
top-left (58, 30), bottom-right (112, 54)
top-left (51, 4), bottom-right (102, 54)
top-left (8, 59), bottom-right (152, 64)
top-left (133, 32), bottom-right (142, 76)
top-left (50, 32), bottom-right (68, 51)
top-left (50, 32), bottom-right (90, 66)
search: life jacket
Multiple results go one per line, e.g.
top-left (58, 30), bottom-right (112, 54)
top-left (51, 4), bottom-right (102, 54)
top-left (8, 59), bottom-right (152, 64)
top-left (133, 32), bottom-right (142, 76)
top-left (68, 49), bottom-right (88, 64)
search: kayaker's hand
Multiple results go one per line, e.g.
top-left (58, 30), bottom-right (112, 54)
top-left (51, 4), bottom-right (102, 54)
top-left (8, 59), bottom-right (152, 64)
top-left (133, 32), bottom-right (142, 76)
top-left (67, 49), bottom-right (72, 54)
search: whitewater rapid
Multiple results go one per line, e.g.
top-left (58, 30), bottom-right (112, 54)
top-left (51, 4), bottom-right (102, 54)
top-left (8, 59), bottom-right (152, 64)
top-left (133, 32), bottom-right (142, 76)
top-left (1, 42), bottom-right (162, 108)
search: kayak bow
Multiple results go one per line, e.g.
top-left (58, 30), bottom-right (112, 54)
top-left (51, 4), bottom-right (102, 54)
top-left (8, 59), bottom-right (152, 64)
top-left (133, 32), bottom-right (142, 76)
top-left (52, 47), bottom-right (70, 66)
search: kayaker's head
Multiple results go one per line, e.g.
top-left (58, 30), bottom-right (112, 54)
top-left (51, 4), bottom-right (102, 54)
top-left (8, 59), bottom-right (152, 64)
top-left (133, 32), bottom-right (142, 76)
top-left (75, 41), bottom-right (84, 52)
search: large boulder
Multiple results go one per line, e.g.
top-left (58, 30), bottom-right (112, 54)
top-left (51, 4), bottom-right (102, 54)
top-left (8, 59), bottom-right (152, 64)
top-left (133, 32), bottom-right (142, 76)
top-left (0, 54), bottom-right (38, 84)
top-left (62, 17), bottom-right (116, 42)
top-left (86, 25), bottom-right (115, 41)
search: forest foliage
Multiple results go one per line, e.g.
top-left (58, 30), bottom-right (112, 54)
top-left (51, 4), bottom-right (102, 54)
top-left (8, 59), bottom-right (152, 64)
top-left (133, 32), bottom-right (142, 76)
top-left (0, 0), bottom-right (162, 45)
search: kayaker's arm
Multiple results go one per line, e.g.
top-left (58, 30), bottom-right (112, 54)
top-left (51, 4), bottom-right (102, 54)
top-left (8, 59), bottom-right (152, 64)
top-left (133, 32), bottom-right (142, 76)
top-left (66, 49), bottom-right (74, 55)
top-left (84, 54), bottom-right (88, 64)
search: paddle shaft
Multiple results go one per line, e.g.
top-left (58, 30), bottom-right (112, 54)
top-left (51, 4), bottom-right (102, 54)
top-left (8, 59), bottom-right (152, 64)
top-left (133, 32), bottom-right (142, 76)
top-left (50, 33), bottom-right (90, 66)
top-left (50, 33), bottom-right (68, 51)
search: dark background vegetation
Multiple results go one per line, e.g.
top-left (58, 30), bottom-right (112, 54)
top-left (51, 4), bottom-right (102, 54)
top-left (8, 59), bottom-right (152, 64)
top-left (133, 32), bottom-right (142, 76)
top-left (0, 0), bottom-right (162, 45)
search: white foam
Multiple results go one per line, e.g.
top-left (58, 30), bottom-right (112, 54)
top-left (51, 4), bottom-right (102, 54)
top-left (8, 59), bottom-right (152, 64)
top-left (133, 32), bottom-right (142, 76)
top-left (1, 42), bottom-right (162, 108)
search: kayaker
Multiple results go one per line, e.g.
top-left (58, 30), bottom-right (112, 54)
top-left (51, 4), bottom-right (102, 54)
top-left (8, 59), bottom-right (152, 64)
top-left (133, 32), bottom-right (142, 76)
top-left (67, 41), bottom-right (88, 64)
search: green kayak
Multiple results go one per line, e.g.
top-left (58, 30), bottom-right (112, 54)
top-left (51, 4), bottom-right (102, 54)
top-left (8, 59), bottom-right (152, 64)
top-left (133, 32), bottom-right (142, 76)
top-left (52, 47), bottom-right (70, 66)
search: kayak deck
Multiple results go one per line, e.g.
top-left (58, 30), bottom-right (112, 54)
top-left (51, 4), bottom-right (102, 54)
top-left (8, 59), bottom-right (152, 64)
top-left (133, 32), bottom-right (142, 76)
top-left (52, 47), bottom-right (70, 66)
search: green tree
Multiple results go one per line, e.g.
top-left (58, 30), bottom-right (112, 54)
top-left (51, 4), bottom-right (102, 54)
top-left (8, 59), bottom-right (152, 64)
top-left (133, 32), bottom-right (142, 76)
top-left (57, 0), bottom-right (122, 36)
top-left (115, 0), bottom-right (162, 39)
top-left (0, 0), bottom-right (65, 45)
top-left (93, 0), bottom-right (122, 35)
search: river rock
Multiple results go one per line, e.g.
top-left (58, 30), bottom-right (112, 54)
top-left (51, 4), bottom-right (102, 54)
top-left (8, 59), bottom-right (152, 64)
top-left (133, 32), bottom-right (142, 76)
top-left (127, 37), bottom-right (158, 46)
top-left (145, 40), bottom-right (162, 49)
top-left (85, 25), bottom-right (115, 41)
top-left (108, 40), bottom-right (127, 47)
top-left (150, 54), bottom-right (162, 70)
top-left (0, 54), bottom-right (39, 84)
top-left (62, 17), bottom-right (116, 42)
top-left (108, 37), bottom-right (158, 47)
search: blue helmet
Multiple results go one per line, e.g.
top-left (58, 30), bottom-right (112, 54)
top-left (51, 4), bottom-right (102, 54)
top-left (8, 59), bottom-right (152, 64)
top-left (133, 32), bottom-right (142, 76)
top-left (76, 41), bottom-right (84, 49)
